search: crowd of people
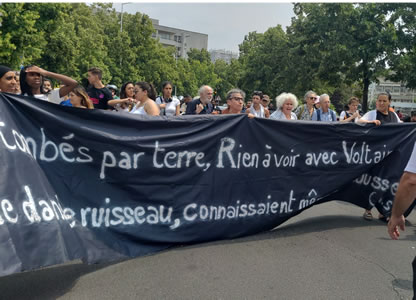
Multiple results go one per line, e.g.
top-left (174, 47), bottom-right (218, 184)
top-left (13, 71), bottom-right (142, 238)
top-left (1, 64), bottom-right (414, 220)
top-left (1, 64), bottom-right (415, 124)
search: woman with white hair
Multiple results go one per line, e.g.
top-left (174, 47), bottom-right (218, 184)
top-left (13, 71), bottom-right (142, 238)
top-left (269, 93), bottom-right (299, 120)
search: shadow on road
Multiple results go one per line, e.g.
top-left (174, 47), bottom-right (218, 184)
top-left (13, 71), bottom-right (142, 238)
top-left (1, 260), bottom-right (112, 300)
top-left (217, 214), bottom-right (388, 245)
top-left (2, 213), bottom-right (413, 299)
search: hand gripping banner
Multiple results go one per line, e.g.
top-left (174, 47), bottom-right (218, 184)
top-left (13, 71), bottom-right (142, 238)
top-left (0, 93), bottom-right (415, 276)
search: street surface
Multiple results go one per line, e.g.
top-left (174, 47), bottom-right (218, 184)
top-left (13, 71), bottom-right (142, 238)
top-left (1, 201), bottom-right (415, 300)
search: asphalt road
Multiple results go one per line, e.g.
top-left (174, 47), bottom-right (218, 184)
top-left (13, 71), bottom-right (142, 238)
top-left (2, 201), bottom-right (415, 300)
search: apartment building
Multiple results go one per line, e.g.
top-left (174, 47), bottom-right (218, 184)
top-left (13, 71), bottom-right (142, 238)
top-left (368, 78), bottom-right (416, 114)
top-left (151, 19), bottom-right (208, 59)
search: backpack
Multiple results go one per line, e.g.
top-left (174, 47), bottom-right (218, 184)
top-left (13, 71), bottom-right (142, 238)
top-left (296, 105), bottom-right (305, 119)
top-left (316, 109), bottom-right (336, 121)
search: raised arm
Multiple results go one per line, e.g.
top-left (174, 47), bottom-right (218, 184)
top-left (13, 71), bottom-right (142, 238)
top-left (25, 65), bottom-right (78, 98)
top-left (108, 98), bottom-right (133, 107)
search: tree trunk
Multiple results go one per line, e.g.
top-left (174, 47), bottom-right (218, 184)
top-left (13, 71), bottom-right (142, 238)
top-left (362, 63), bottom-right (370, 113)
top-left (362, 76), bottom-right (370, 113)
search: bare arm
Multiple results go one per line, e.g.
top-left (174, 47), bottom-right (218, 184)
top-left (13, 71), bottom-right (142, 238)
top-left (25, 66), bottom-right (78, 98)
top-left (108, 98), bottom-right (133, 107)
top-left (145, 100), bottom-right (160, 116)
top-left (388, 172), bottom-right (416, 239)
top-left (355, 112), bottom-right (380, 125)
top-left (356, 119), bottom-right (381, 126)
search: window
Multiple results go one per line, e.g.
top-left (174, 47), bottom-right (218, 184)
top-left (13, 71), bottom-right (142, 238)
top-left (159, 32), bottom-right (170, 40)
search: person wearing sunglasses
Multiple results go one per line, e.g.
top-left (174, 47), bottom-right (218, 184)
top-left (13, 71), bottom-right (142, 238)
top-left (220, 88), bottom-right (255, 119)
top-left (294, 90), bottom-right (318, 121)
top-left (221, 88), bottom-right (245, 115)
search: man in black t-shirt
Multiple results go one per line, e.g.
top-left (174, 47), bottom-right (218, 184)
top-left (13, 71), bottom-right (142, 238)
top-left (86, 67), bottom-right (112, 110)
top-left (376, 110), bottom-right (398, 124)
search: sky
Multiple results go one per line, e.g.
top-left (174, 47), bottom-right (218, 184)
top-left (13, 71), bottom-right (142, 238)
top-left (113, 2), bottom-right (295, 53)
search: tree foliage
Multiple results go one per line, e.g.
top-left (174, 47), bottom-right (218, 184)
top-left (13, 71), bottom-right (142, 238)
top-left (0, 3), bottom-right (414, 109)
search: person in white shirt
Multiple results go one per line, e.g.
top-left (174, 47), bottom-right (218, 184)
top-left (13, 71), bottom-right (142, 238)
top-left (130, 81), bottom-right (160, 116)
top-left (20, 65), bottom-right (77, 104)
top-left (155, 81), bottom-right (180, 116)
top-left (339, 97), bottom-right (361, 123)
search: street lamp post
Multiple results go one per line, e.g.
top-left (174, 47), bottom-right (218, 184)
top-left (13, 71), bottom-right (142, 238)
top-left (120, 3), bottom-right (131, 33)
top-left (120, 3), bottom-right (131, 67)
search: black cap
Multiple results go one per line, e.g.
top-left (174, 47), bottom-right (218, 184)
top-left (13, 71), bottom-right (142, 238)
top-left (0, 65), bottom-right (12, 79)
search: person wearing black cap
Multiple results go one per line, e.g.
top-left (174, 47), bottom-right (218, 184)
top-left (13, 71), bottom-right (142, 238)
top-left (0, 65), bottom-right (18, 94)
top-left (20, 65), bottom-right (78, 104)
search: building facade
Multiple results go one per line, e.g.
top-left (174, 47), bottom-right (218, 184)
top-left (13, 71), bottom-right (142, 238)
top-left (151, 19), bottom-right (208, 59)
top-left (209, 49), bottom-right (239, 64)
top-left (368, 78), bottom-right (416, 114)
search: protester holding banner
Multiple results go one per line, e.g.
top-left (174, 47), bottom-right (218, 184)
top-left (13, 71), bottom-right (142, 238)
top-left (339, 97), bottom-right (361, 123)
top-left (68, 85), bottom-right (94, 109)
top-left (185, 85), bottom-right (214, 115)
top-left (358, 92), bottom-right (402, 220)
top-left (312, 94), bottom-right (337, 122)
top-left (245, 91), bottom-right (270, 118)
top-left (20, 65), bottom-right (78, 105)
top-left (294, 90), bottom-right (317, 120)
top-left (130, 81), bottom-right (160, 116)
top-left (155, 81), bottom-right (180, 116)
top-left (108, 81), bottom-right (135, 113)
top-left (357, 92), bottom-right (401, 126)
top-left (0, 65), bottom-right (18, 94)
top-left (269, 92), bottom-right (298, 120)
top-left (221, 88), bottom-right (246, 115)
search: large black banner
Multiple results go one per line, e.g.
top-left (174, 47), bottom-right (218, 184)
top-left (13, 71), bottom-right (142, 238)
top-left (0, 93), bottom-right (415, 277)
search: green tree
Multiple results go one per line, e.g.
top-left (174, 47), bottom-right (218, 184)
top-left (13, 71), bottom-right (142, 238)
top-left (0, 3), bottom-right (46, 68)
top-left (385, 4), bottom-right (416, 89)
top-left (187, 49), bottom-right (219, 91)
top-left (213, 58), bottom-right (244, 102)
top-left (287, 3), bottom-right (400, 112)
top-left (239, 26), bottom-right (290, 98)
